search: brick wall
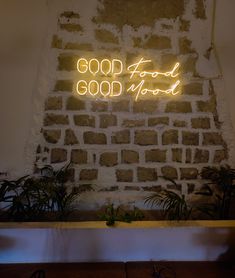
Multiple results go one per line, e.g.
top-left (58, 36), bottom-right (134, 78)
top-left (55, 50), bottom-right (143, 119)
top-left (34, 0), bottom-right (229, 209)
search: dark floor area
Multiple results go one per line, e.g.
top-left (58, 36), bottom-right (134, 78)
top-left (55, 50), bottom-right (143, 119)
top-left (0, 261), bottom-right (235, 278)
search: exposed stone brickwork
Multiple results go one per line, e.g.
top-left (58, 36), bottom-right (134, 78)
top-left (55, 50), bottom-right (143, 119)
top-left (133, 100), bottom-right (158, 114)
top-left (148, 117), bottom-right (169, 126)
top-left (112, 130), bottom-right (130, 144)
top-left (180, 168), bottom-right (198, 180)
top-left (100, 152), bottom-right (118, 167)
top-left (100, 114), bottom-right (117, 128)
top-left (123, 119), bottom-right (145, 128)
top-left (161, 166), bottom-right (178, 179)
top-left (183, 83), bottom-right (203, 96)
top-left (162, 130), bottom-right (178, 145)
top-left (122, 150), bottom-right (139, 164)
top-left (165, 101), bottom-right (192, 113)
top-left (44, 114), bottom-right (69, 126)
top-left (43, 130), bottom-right (61, 144)
top-left (112, 100), bottom-right (129, 112)
top-left (71, 149), bottom-right (87, 164)
top-left (145, 149), bottom-right (166, 163)
top-left (137, 167), bottom-right (158, 181)
top-left (45, 96), bottom-right (62, 110)
top-left (51, 148), bottom-right (67, 163)
top-left (66, 96), bottom-right (85, 110)
top-left (64, 129), bottom-right (79, 145)
top-left (116, 169), bottom-right (133, 182)
top-left (95, 29), bottom-right (119, 44)
top-left (191, 117), bottom-right (210, 129)
top-left (35, 0), bottom-right (230, 210)
top-left (80, 169), bottom-right (98, 180)
top-left (172, 148), bottom-right (182, 162)
top-left (74, 115), bottom-right (95, 127)
top-left (135, 130), bottom-right (158, 145)
top-left (182, 131), bottom-right (199, 145)
top-left (194, 149), bottom-right (209, 163)
top-left (84, 131), bottom-right (107, 144)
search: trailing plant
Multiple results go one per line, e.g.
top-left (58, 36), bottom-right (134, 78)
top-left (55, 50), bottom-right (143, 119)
top-left (197, 165), bottom-right (235, 219)
top-left (99, 204), bottom-right (144, 226)
top-left (0, 164), bottom-right (92, 221)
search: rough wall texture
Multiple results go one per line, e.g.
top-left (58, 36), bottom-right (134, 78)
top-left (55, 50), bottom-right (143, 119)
top-left (33, 0), bottom-right (231, 209)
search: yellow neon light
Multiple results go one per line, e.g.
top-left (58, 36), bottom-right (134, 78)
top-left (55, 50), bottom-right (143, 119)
top-left (89, 58), bottom-right (100, 76)
top-left (88, 80), bottom-right (99, 96)
top-left (77, 58), bottom-right (88, 74)
top-left (126, 57), bottom-right (181, 101)
top-left (127, 80), bottom-right (180, 101)
top-left (100, 59), bottom-right (112, 76)
top-left (112, 59), bottom-right (123, 76)
top-left (76, 80), bottom-right (122, 98)
top-left (110, 81), bottom-right (122, 97)
top-left (76, 57), bottom-right (181, 100)
top-left (127, 58), bottom-right (180, 79)
top-left (76, 58), bottom-right (123, 76)
top-left (76, 80), bottom-right (87, 95)
top-left (100, 80), bottom-right (111, 97)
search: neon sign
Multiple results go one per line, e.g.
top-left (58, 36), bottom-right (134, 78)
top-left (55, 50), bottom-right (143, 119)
top-left (76, 80), bottom-right (122, 97)
top-left (76, 57), bottom-right (181, 101)
top-left (77, 58), bottom-right (123, 76)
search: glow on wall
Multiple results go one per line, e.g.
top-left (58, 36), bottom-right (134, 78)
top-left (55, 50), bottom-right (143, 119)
top-left (76, 58), bottom-right (181, 101)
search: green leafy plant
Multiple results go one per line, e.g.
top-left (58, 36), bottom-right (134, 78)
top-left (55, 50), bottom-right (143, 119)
top-left (119, 206), bottom-right (144, 223)
top-left (145, 190), bottom-right (192, 221)
top-left (99, 204), bottom-right (144, 226)
top-left (197, 165), bottom-right (235, 219)
top-left (39, 164), bottom-right (82, 220)
top-left (0, 175), bottom-right (37, 221)
top-left (145, 166), bottom-right (235, 221)
top-left (0, 164), bottom-right (92, 221)
top-left (144, 177), bottom-right (192, 220)
top-left (99, 204), bottom-right (118, 226)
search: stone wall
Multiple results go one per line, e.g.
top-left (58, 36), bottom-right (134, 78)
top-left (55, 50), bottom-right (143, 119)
top-left (34, 0), bottom-right (231, 209)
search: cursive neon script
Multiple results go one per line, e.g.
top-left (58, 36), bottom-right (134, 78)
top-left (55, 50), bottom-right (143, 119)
top-left (127, 58), bottom-right (180, 79)
top-left (127, 79), bottom-right (180, 101)
top-left (127, 58), bottom-right (180, 101)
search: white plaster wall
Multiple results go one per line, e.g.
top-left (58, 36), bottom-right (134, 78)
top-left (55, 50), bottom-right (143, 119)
top-left (0, 0), bottom-right (49, 176)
